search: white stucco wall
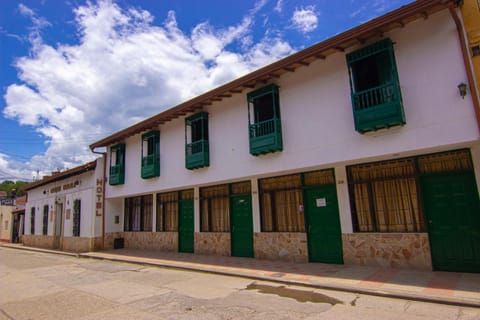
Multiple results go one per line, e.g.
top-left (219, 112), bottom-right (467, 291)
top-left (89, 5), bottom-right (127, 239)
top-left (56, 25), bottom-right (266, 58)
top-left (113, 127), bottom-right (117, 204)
top-left (105, 10), bottom-right (478, 202)
top-left (25, 158), bottom-right (103, 238)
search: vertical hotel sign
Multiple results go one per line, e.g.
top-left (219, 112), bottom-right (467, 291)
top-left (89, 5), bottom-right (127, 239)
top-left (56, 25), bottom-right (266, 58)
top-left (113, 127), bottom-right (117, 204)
top-left (96, 178), bottom-right (103, 216)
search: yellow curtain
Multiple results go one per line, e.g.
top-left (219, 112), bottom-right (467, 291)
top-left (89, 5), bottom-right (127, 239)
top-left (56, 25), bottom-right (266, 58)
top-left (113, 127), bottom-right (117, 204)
top-left (259, 174), bottom-right (304, 232)
top-left (156, 192), bottom-right (178, 232)
top-left (350, 158), bottom-right (423, 232)
top-left (142, 195), bottom-right (153, 232)
top-left (200, 185), bottom-right (229, 232)
top-left (418, 150), bottom-right (472, 173)
top-left (353, 183), bottom-right (373, 232)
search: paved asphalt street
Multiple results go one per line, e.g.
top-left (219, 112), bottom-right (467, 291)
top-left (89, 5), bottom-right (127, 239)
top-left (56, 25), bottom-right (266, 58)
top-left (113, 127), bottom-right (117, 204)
top-left (0, 247), bottom-right (479, 320)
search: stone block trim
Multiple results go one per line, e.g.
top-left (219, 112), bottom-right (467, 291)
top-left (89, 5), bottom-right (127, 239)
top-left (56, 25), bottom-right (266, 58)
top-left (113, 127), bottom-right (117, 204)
top-left (342, 233), bottom-right (432, 270)
top-left (194, 232), bottom-right (230, 256)
top-left (104, 232), bottom-right (178, 251)
top-left (254, 232), bottom-right (308, 263)
top-left (22, 235), bottom-right (54, 249)
top-left (62, 237), bottom-right (102, 252)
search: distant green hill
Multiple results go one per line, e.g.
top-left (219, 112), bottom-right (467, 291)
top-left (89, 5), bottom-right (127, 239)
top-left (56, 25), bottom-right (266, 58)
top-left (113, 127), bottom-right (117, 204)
top-left (0, 181), bottom-right (28, 197)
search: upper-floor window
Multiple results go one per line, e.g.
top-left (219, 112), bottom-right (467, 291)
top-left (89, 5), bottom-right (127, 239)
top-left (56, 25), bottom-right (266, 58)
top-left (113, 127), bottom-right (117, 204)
top-left (346, 38), bottom-right (405, 133)
top-left (141, 130), bottom-right (160, 179)
top-left (247, 84), bottom-right (283, 156)
top-left (109, 144), bottom-right (125, 185)
top-left (185, 112), bottom-right (209, 170)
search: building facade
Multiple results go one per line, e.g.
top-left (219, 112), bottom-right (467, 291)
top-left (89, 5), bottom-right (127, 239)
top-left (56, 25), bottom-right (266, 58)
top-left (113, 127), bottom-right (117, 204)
top-left (461, 0), bottom-right (480, 92)
top-left (23, 159), bottom-right (105, 252)
top-left (0, 203), bottom-right (13, 242)
top-left (91, 1), bottom-right (480, 272)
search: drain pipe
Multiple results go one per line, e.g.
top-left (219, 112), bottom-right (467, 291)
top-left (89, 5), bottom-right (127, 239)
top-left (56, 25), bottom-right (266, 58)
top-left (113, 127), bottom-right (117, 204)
top-left (91, 148), bottom-right (107, 250)
top-left (449, 4), bottom-right (480, 134)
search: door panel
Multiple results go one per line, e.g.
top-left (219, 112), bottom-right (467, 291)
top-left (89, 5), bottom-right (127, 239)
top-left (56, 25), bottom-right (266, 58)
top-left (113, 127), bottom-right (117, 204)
top-left (305, 185), bottom-right (343, 264)
top-left (231, 194), bottom-right (254, 257)
top-left (54, 203), bottom-right (63, 249)
top-left (422, 173), bottom-right (480, 272)
top-left (178, 199), bottom-right (194, 253)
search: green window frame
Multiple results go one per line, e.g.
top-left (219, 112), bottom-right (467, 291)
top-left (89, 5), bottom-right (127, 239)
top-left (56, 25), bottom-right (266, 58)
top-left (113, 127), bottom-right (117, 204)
top-left (347, 149), bottom-right (473, 233)
top-left (42, 205), bottom-right (48, 235)
top-left (247, 84), bottom-right (283, 156)
top-left (141, 130), bottom-right (160, 179)
top-left (156, 190), bottom-right (194, 232)
top-left (72, 199), bottom-right (81, 237)
top-left (124, 195), bottom-right (153, 232)
top-left (185, 112), bottom-right (209, 170)
top-left (109, 144), bottom-right (125, 185)
top-left (346, 38), bottom-right (405, 133)
top-left (200, 182), bottom-right (251, 232)
top-left (259, 170), bottom-right (334, 232)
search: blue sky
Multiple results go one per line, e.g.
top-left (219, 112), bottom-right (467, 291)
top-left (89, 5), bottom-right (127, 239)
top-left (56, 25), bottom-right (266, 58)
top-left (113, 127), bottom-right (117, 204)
top-left (0, 0), bottom-right (412, 181)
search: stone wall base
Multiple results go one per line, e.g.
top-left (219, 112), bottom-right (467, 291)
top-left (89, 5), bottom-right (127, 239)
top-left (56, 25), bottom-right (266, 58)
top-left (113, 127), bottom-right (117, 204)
top-left (194, 232), bottom-right (230, 256)
top-left (104, 232), bottom-right (178, 251)
top-left (342, 233), bottom-right (432, 270)
top-left (254, 232), bottom-right (308, 263)
top-left (62, 237), bottom-right (102, 253)
top-left (22, 235), bottom-right (54, 249)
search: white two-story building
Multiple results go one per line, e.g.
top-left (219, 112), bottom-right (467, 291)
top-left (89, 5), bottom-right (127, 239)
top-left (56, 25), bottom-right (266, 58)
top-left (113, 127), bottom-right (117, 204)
top-left (90, 0), bottom-right (480, 272)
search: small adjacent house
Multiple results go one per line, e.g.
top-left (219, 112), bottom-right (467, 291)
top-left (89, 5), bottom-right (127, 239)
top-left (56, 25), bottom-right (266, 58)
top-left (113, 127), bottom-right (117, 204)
top-left (23, 159), bottom-right (104, 252)
top-left (0, 201), bottom-right (13, 243)
top-left (84, 0), bottom-right (477, 272)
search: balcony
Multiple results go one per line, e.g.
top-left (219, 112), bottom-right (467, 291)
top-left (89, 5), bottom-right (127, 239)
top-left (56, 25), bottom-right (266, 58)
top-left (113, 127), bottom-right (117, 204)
top-left (186, 139), bottom-right (209, 170)
top-left (249, 118), bottom-right (283, 156)
top-left (109, 165), bottom-right (124, 185)
top-left (352, 82), bottom-right (405, 133)
top-left (141, 153), bottom-right (160, 179)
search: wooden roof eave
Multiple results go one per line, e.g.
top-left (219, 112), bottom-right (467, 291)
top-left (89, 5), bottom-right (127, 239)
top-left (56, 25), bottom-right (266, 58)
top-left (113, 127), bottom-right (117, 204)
top-left (22, 160), bottom-right (97, 191)
top-left (89, 0), bottom-right (455, 150)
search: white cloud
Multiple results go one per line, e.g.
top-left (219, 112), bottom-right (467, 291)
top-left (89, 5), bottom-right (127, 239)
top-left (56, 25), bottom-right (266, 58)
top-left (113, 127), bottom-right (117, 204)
top-left (274, 0), bottom-right (284, 13)
top-left (2, 1), bottom-right (295, 180)
top-left (291, 6), bottom-right (318, 33)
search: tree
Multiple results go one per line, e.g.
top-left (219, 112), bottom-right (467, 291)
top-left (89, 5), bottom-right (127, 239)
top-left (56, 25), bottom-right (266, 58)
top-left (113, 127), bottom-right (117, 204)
top-left (0, 180), bottom-right (28, 197)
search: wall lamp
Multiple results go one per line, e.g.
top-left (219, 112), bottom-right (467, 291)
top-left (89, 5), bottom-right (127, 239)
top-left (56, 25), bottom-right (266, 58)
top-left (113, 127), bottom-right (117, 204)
top-left (458, 82), bottom-right (467, 99)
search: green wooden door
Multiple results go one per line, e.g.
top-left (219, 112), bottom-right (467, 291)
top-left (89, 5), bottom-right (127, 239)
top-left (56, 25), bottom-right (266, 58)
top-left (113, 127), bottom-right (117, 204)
top-left (421, 173), bottom-right (480, 272)
top-left (304, 185), bottom-right (343, 264)
top-left (178, 199), bottom-right (194, 253)
top-left (230, 194), bottom-right (254, 257)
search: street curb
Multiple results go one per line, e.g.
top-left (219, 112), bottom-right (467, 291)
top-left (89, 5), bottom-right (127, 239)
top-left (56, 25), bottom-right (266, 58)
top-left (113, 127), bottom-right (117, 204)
top-left (2, 244), bottom-right (479, 308)
top-left (78, 253), bottom-right (480, 309)
top-left (0, 244), bottom-right (79, 257)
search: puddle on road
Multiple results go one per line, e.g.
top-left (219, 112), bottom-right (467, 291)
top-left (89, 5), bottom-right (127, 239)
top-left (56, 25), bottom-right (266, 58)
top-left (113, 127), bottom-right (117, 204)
top-left (245, 283), bottom-right (342, 305)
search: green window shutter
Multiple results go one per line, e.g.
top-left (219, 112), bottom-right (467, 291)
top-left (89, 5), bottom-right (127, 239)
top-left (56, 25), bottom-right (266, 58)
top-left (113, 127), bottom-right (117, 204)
top-left (185, 112), bottom-right (210, 170)
top-left (109, 143), bottom-right (125, 185)
top-left (72, 199), bottom-right (81, 237)
top-left (346, 38), bottom-right (405, 133)
top-left (141, 130), bottom-right (160, 179)
top-left (247, 84), bottom-right (283, 156)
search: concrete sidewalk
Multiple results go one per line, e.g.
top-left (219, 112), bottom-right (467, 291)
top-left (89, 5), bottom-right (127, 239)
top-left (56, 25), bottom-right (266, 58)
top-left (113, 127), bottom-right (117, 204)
top-left (2, 243), bottom-right (479, 308)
